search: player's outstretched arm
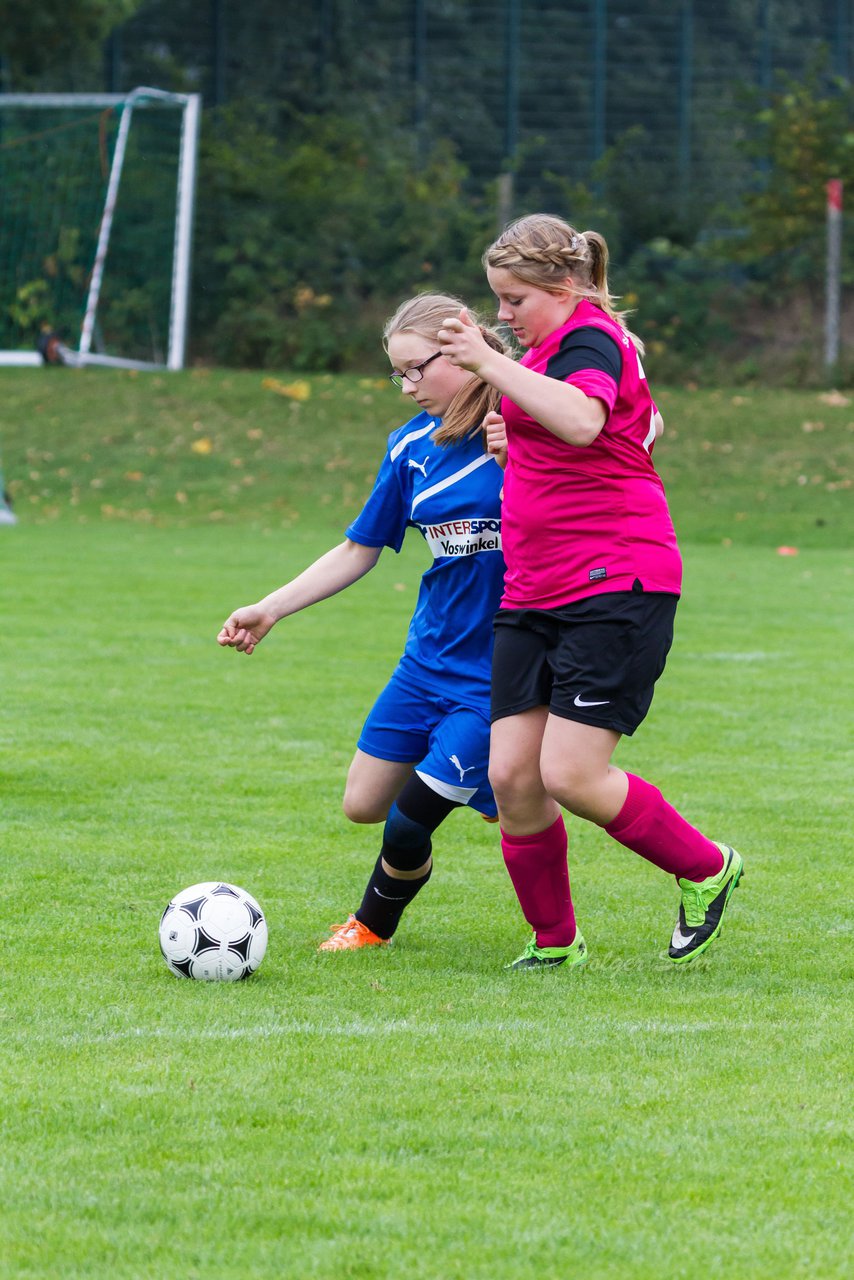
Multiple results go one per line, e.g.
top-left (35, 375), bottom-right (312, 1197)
top-left (217, 539), bottom-right (382, 655)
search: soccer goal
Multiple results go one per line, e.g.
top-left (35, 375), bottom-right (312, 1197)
top-left (0, 87), bottom-right (201, 371)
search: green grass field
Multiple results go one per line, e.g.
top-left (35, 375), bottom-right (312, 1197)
top-left (1, 369), bottom-right (852, 1278)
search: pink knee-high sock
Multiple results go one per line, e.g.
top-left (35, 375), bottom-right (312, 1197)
top-left (501, 814), bottom-right (577, 948)
top-left (605, 772), bottom-right (724, 881)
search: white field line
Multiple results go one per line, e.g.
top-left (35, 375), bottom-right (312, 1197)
top-left (26, 1017), bottom-right (762, 1048)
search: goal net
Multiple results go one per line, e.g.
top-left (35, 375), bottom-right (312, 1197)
top-left (0, 88), bottom-right (200, 371)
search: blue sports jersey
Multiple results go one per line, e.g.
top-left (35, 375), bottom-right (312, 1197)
top-left (346, 411), bottom-right (505, 706)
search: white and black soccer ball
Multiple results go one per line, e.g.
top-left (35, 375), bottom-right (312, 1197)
top-left (159, 881), bottom-right (268, 981)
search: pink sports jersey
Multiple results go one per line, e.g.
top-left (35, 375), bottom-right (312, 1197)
top-left (500, 299), bottom-right (682, 609)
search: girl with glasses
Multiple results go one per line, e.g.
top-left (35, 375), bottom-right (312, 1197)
top-left (437, 215), bottom-right (744, 970)
top-left (218, 293), bottom-right (508, 951)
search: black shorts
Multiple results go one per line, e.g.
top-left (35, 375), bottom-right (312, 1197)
top-left (491, 591), bottom-right (679, 735)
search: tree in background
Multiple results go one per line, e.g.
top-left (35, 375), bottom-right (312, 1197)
top-left (0, 1), bottom-right (141, 85)
top-left (1, 2), bottom-right (851, 380)
top-left (730, 64), bottom-right (854, 287)
top-left (195, 100), bottom-right (493, 369)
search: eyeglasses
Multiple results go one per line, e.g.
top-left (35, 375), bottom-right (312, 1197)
top-left (388, 350), bottom-right (443, 389)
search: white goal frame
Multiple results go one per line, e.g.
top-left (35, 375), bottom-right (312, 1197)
top-left (0, 87), bottom-right (201, 371)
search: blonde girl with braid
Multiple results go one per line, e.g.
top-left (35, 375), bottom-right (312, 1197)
top-left (219, 293), bottom-right (510, 951)
top-left (438, 215), bottom-right (744, 970)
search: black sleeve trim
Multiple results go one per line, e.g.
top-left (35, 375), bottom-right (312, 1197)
top-left (544, 325), bottom-right (622, 383)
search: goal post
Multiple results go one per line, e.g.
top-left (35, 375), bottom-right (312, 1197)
top-left (0, 88), bottom-right (201, 372)
top-left (825, 178), bottom-right (843, 373)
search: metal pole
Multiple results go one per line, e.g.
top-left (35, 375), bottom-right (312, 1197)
top-left (168, 93), bottom-right (201, 371)
top-left (318, 0), bottom-right (335, 88)
top-left (104, 29), bottom-right (122, 94)
top-left (211, 0), bottom-right (226, 106)
top-left (758, 0), bottom-right (771, 99)
top-left (756, 0), bottom-right (772, 176)
top-left (592, 0), bottom-right (606, 166)
top-left (498, 0), bottom-right (521, 231)
top-left (825, 179), bottom-right (843, 372)
top-left (678, 0), bottom-right (693, 202)
top-left (413, 0), bottom-right (427, 153)
top-left (79, 98), bottom-right (136, 355)
top-left (835, 0), bottom-right (850, 82)
top-left (504, 0), bottom-right (521, 160)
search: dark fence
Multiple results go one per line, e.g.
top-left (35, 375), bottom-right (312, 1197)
top-left (93, 0), bottom-right (853, 212)
top-left (2, 2), bottom-right (852, 373)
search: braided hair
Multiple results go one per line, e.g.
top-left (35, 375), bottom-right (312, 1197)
top-left (485, 214), bottom-right (643, 354)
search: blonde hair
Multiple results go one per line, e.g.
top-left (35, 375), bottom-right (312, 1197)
top-left (383, 292), bottom-right (508, 446)
top-left (484, 213), bottom-right (644, 354)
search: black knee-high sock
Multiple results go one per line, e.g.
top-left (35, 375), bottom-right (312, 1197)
top-left (355, 774), bottom-right (458, 939)
top-left (356, 854), bottom-right (432, 939)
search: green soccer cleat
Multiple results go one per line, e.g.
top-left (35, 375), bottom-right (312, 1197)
top-left (668, 843), bottom-right (744, 964)
top-left (507, 930), bottom-right (589, 971)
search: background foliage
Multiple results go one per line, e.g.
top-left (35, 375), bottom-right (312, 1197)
top-left (1, 1), bottom-right (853, 381)
top-left (195, 104), bottom-right (491, 370)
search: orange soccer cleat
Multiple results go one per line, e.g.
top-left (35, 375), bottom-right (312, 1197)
top-left (318, 913), bottom-right (390, 952)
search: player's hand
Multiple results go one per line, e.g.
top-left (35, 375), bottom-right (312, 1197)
top-left (217, 605), bottom-right (277, 655)
top-left (483, 411), bottom-right (508, 470)
top-left (437, 307), bottom-right (492, 374)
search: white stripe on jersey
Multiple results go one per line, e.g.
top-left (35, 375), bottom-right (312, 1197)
top-left (390, 420), bottom-right (435, 461)
top-left (410, 452), bottom-right (494, 515)
top-left (642, 406), bottom-right (657, 453)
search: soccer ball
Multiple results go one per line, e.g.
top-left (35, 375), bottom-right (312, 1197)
top-left (159, 881), bottom-right (268, 981)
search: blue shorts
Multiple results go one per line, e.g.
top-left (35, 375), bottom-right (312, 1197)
top-left (357, 669), bottom-right (497, 818)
